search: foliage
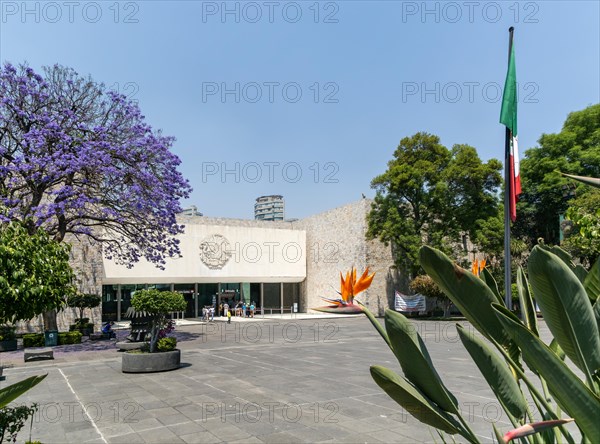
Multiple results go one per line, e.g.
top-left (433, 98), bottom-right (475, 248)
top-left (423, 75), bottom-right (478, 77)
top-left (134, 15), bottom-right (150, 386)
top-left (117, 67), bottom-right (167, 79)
top-left (23, 331), bottom-right (82, 347)
top-left (0, 374), bottom-right (46, 444)
top-left (157, 337), bottom-right (177, 352)
top-left (356, 245), bottom-right (600, 443)
top-left (0, 326), bottom-right (16, 341)
top-left (0, 404), bottom-right (38, 443)
top-left (409, 275), bottom-right (452, 316)
top-left (22, 334), bottom-right (44, 348)
top-left (0, 62), bottom-right (192, 267)
top-left (516, 104), bottom-right (600, 245)
top-left (58, 331), bottom-right (82, 345)
top-left (67, 293), bottom-right (101, 322)
top-left (409, 275), bottom-right (445, 299)
top-left (0, 222), bottom-right (76, 324)
top-left (158, 320), bottom-right (175, 340)
top-left (131, 289), bottom-right (185, 353)
top-left (562, 188), bottom-right (600, 266)
top-left (367, 133), bottom-right (502, 276)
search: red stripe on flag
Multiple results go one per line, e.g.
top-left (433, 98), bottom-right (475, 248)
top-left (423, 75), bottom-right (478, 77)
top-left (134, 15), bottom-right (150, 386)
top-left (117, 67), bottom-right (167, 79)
top-left (509, 153), bottom-right (520, 222)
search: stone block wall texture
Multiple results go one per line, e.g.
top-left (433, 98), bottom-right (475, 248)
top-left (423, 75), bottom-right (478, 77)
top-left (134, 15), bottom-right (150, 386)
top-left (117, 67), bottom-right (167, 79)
top-left (296, 199), bottom-right (401, 316)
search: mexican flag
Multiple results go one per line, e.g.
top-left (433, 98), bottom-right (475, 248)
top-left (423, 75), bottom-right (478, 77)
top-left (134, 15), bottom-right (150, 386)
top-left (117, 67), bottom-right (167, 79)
top-left (500, 43), bottom-right (522, 222)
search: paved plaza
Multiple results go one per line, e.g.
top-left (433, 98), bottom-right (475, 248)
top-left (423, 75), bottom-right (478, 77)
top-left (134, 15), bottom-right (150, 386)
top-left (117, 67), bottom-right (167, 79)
top-left (1, 316), bottom-right (571, 443)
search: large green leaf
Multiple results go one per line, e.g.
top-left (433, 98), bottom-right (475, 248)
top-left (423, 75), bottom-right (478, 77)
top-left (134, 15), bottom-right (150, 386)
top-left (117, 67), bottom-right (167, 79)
top-left (560, 172), bottom-right (600, 189)
top-left (538, 244), bottom-right (587, 284)
top-left (584, 257), bottom-right (600, 301)
top-left (419, 246), bottom-right (511, 347)
top-left (385, 309), bottom-right (458, 413)
top-left (516, 266), bottom-right (538, 337)
top-left (493, 304), bottom-right (600, 442)
top-left (527, 246), bottom-right (600, 377)
top-left (593, 300), bottom-right (600, 334)
top-left (0, 374), bottom-right (47, 408)
top-left (369, 365), bottom-right (466, 437)
top-left (456, 324), bottom-right (527, 420)
top-left (481, 268), bottom-right (504, 306)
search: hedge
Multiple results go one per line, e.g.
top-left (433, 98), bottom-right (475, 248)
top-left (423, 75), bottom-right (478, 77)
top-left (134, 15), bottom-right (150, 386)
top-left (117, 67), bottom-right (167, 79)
top-left (23, 331), bottom-right (82, 347)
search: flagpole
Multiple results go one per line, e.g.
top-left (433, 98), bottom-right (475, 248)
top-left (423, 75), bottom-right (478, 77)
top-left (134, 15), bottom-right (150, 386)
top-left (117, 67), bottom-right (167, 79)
top-left (504, 26), bottom-right (515, 310)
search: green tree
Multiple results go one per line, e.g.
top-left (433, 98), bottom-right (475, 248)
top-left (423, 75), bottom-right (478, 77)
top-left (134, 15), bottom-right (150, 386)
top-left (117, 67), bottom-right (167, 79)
top-left (516, 104), bottom-right (600, 244)
top-left (66, 293), bottom-right (101, 322)
top-left (562, 189), bottom-right (600, 265)
top-left (367, 132), bottom-right (502, 276)
top-left (131, 289), bottom-right (186, 353)
top-left (0, 222), bottom-right (76, 325)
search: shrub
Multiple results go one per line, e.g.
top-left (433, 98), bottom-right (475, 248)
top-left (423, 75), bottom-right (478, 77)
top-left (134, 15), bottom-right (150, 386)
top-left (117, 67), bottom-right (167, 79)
top-left (0, 326), bottom-right (16, 341)
top-left (157, 337), bottom-right (177, 352)
top-left (410, 274), bottom-right (452, 316)
top-left (58, 332), bottom-right (82, 345)
top-left (23, 334), bottom-right (44, 348)
top-left (23, 331), bottom-right (82, 346)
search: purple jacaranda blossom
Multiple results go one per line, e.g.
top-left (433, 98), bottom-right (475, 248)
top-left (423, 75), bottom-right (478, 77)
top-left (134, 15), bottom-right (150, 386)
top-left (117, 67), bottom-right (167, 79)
top-left (0, 63), bottom-right (192, 268)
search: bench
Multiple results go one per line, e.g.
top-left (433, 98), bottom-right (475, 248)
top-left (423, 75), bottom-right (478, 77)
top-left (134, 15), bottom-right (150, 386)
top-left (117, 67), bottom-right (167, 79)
top-left (24, 348), bottom-right (54, 362)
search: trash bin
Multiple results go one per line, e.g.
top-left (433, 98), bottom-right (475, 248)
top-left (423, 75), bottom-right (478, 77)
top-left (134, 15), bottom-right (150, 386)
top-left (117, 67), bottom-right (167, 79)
top-left (44, 330), bottom-right (58, 347)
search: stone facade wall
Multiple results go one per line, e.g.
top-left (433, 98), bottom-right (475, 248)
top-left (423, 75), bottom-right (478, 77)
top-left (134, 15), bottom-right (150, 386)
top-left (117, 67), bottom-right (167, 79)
top-left (297, 199), bottom-right (401, 316)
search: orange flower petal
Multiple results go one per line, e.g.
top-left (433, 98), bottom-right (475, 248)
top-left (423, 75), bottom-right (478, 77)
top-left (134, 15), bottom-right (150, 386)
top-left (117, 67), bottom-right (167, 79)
top-left (353, 267), bottom-right (375, 295)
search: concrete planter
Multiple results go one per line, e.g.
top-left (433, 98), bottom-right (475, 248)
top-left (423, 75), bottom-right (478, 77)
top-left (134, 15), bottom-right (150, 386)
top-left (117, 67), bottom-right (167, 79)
top-left (122, 349), bottom-right (180, 373)
top-left (0, 339), bottom-right (18, 352)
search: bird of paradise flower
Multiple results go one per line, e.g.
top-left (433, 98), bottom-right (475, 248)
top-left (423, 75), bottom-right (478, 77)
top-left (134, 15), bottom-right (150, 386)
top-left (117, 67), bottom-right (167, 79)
top-left (313, 267), bottom-right (375, 314)
top-left (471, 258), bottom-right (486, 276)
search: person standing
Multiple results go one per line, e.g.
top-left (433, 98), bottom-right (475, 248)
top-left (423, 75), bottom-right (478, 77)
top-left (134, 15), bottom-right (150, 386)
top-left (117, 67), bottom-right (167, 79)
top-left (250, 302), bottom-right (255, 318)
top-left (223, 302), bottom-right (229, 318)
top-left (227, 309), bottom-right (232, 324)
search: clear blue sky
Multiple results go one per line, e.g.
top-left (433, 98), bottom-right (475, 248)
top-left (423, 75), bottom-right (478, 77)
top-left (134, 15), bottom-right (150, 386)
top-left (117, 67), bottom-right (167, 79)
top-left (1, 1), bottom-right (598, 219)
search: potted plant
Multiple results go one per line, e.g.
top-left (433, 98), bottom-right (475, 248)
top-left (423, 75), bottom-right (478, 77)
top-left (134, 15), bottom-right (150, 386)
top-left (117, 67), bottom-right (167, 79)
top-left (121, 289), bottom-right (186, 373)
top-left (0, 325), bottom-right (17, 352)
top-left (67, 293), bottom-right (101, 336)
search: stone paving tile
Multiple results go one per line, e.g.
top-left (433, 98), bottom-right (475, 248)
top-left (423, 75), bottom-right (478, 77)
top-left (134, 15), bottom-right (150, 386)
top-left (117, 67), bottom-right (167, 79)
top-left (106, 431), bottom-right (147, 443)
top-left (179, 430), bottom-right (222, 443)
top-left (227, 437), bottom-right (263, 444)
top-left (137, 426), bottom-right (185, 443)
top-left (127, 417), bottom-right (163, 432)
top-left (65, 428), bottom-right (104, 442)
top-left (98, 422), bottom-right (136, 438)
top-left (167, 420), bottom-right (206, 436)
top-left (333, 433), bottom-right (387, 443)
top-left (7, 318), bottom-right (578, 443)
top-left (258, 431), bottom-right (305, 443)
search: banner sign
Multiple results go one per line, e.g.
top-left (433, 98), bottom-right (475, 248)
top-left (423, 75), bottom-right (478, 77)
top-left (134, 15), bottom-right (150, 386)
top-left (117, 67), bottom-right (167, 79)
top-left (395, 291), bottom-right (426, 313)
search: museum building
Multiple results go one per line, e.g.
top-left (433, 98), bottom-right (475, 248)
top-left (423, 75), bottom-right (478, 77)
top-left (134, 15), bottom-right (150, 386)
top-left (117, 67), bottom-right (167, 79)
top-left (18, 199), bottom-right (403, 332)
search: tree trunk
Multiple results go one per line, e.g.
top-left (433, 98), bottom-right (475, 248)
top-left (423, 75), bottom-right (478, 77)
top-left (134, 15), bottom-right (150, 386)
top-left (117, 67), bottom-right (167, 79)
top-left (443, 301), bottom-right (452, 318)
top-left (43, 309), bottom-right (58, 331)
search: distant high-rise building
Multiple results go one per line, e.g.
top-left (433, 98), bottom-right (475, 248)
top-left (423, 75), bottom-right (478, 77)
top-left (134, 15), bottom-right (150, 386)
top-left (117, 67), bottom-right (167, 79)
top-left (254, 195), bottom-right (284, 221)
top-left (179, 205), bottom-right (203, 217)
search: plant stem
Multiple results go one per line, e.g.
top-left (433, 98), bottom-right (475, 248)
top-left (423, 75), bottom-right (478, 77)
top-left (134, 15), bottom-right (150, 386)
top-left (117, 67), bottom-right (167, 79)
top-left (492, 341), bottom-right (575, 444)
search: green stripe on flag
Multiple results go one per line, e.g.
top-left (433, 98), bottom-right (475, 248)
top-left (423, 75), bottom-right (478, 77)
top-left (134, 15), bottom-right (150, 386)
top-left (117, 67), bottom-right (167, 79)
top-left (500, 45), bottom-right (517, 136)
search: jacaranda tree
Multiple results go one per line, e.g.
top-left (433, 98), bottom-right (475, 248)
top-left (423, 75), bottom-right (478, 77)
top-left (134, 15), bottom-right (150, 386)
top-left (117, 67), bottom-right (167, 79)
top-left (0, 63), bottom-right (192, 329)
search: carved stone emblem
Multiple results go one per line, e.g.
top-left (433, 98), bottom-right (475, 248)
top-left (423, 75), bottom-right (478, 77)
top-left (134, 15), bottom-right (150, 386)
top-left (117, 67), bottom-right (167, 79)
top-left (199, 234), bottom-right (231, 270)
